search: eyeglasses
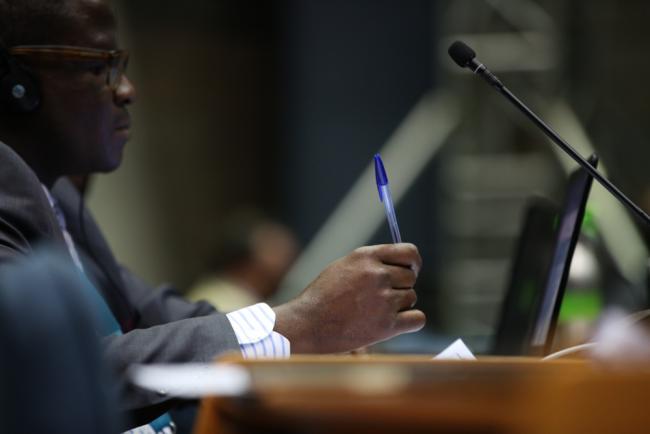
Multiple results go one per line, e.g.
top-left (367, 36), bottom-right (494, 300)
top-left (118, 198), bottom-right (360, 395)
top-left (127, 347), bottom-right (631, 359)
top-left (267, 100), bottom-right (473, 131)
top-left (8, 45), bottom-right (129, 91)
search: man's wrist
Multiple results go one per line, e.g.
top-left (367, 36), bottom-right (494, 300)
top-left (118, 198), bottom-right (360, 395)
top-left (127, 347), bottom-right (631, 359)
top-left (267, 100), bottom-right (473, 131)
top-left (272, 300), bottom-right (315, 354)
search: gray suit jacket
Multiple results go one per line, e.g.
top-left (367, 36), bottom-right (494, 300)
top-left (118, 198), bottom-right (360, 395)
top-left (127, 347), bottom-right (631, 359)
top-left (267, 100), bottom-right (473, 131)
top-left (0, 141), bottom-right (240, 426)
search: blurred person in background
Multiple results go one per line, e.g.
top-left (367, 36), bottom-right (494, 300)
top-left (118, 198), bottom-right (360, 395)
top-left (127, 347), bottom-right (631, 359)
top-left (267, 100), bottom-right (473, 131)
top-left (188, 209), bottom-right (299, 312)
top-left (0, 0), bottom-right (425, 431)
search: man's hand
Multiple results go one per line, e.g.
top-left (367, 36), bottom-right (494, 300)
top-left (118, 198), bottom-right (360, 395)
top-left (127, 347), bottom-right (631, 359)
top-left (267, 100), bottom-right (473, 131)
top-left (273, 243), bottom-right (425, 353)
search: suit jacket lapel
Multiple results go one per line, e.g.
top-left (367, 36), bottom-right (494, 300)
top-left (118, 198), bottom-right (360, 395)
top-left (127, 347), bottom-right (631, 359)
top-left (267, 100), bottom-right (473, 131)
top-left (51, 179), bottom-right (137, 331)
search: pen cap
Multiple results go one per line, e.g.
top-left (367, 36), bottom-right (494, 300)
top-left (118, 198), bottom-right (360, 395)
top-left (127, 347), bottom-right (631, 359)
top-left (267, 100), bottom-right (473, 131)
top-left (374, 154), bottom-right (389, 201)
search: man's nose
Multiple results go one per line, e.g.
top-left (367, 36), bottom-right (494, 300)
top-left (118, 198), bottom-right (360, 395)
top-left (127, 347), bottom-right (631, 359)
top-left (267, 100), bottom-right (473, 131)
top-left (114, 74), bottom-right (136, 106)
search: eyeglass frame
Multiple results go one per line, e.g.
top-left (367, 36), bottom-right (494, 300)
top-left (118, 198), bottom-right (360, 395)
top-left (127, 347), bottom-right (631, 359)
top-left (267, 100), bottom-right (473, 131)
top-left (8, 45), bottom-right (129, 91)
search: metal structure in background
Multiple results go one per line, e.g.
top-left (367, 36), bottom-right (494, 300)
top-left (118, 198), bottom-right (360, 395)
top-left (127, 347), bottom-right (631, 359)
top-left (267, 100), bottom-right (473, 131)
top-left (438, 0), bottom-right (646, 337)
top-left (435, 0), bottom-right (565, 336)
top-left (278, 0), bottom-right (648, 343)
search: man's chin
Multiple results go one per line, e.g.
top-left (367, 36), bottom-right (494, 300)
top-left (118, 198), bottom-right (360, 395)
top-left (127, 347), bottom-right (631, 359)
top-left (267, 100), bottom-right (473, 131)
top-left (102, 139), bottom-right (127, 172)
top-left (95, 151), bottom-right (125, 174)
top-left (101, 156), bottom-right (124, 173)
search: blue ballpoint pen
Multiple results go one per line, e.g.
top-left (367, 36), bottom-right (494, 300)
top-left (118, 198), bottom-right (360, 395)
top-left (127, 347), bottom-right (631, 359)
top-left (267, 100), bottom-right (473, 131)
top-left (374, 153), bottom-right (402, 243)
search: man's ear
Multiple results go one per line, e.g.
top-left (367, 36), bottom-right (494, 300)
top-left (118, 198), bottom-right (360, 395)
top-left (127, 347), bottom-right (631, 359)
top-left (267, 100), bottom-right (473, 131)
top-left (0, 47), bottom-right (41, 113)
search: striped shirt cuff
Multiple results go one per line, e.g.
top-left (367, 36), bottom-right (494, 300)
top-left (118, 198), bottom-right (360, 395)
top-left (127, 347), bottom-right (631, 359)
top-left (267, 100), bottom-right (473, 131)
top-left (226, 303), bottom-right (290, 358)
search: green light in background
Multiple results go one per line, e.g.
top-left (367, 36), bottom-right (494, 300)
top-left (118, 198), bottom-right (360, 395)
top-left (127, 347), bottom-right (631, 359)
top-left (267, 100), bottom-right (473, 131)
top-left (558, 290), bottom-right (603, 323)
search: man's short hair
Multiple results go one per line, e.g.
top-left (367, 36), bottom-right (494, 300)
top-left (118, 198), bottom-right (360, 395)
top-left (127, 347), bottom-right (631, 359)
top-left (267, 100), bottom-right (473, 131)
top-left (0, 0), bottom-right (76, 47)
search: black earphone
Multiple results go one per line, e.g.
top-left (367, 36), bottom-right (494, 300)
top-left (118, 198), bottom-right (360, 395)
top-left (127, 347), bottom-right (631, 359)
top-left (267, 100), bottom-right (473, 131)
top-left (0, 45), bottom-right (41, 113)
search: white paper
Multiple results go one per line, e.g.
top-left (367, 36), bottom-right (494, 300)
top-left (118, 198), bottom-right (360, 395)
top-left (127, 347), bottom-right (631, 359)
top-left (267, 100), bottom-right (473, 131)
top-left (128, 363), bottom-right (251, 398)
top-left (433, 338), bottom-right (476, 361)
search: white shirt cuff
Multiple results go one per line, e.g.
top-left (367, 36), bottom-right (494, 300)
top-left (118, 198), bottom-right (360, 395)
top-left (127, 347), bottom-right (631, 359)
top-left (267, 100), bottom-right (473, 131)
top-left (226, 303), bottom-right (290, 358)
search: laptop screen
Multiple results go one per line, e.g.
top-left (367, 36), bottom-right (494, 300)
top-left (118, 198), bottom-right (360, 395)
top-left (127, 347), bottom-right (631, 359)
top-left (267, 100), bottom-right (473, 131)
top-left (530, 156), bottom-right (598, 354)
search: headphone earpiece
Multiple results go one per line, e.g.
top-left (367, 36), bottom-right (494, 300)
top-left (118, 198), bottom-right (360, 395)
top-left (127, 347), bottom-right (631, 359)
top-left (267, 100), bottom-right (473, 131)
top-left (0, 47), bottom-right (41, 113)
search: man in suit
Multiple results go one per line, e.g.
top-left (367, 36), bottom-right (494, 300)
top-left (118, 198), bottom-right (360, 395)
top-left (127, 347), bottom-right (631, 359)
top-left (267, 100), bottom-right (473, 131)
top-left (0, 0), bottom-right (425, 431)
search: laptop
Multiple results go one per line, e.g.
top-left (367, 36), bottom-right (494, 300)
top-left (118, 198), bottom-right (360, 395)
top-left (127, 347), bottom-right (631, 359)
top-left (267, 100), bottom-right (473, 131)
top-left (492, 196), bottom-right (558, 355)
top-left (492, 154), bottom-right (598, 356)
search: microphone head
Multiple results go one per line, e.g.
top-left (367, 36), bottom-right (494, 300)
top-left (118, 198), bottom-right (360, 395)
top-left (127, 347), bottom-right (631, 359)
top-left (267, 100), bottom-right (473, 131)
top-left (448, 41), bottom-right (476, 68)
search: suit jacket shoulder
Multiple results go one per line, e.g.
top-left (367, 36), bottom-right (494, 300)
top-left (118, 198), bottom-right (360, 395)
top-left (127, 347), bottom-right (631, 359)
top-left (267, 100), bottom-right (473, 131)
top-left (0, 141), bottom-right (67, 262)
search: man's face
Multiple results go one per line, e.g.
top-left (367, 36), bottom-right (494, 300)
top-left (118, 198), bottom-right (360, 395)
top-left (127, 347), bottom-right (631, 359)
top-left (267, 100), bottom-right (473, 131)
top-left (29, 0), bottom-right (136, 177)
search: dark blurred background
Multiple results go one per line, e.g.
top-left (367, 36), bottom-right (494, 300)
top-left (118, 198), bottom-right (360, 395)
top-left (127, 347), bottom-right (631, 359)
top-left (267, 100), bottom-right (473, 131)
top-left (89, 0), bottom-right (650, 352)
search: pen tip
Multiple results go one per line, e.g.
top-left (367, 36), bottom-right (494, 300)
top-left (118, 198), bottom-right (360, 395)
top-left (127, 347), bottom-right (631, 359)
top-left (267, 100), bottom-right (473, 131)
top-left (374, 154), bottom-right (388, 186)
top-left (374, 153), bottom-right (388, 201)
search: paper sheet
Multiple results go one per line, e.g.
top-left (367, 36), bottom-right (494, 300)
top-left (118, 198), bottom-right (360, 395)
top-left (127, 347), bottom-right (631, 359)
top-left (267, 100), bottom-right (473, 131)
top-left (128, 363), bottom-right (251, 398)
top-left (433, 338), bottom-right (476, 360)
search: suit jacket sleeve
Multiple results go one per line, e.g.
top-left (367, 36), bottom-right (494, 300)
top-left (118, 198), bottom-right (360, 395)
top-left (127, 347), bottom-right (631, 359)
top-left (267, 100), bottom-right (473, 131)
top-left (102, 305), bottom-right (239, 424)
top-left (99, 268), bottom-right (240, 426)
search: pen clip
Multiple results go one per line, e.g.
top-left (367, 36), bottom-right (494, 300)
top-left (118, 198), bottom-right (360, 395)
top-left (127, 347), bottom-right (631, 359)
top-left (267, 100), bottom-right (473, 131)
top-left (374, 153), bottom-right (388, 202)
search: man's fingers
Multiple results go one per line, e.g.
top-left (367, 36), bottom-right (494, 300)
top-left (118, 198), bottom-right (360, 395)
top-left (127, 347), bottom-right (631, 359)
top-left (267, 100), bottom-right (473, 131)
top-left (394, 309), bottom-right (426, 334)
top-left (385, 264), bottom-right (417, 289)
top-left (371, 243), bottom-right (422, 274)
top-left (392, 288), bottom-right (417, 311)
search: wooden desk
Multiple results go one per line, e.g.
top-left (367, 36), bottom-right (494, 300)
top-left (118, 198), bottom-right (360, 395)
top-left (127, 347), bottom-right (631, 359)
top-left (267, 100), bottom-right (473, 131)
top-left (194, 355), bottom-right (650, 434)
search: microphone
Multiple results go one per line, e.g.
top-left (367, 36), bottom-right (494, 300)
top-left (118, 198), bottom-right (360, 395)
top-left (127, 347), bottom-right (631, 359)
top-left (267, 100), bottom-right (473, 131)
top-left (448, 41), bottom-right (503, 89)
top-left (447, 40), bottom-right (650, 227)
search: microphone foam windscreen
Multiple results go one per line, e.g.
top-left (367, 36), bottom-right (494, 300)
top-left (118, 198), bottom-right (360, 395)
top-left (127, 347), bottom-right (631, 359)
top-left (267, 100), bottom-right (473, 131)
top-left (448, 41), bottom-right (476, 68)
